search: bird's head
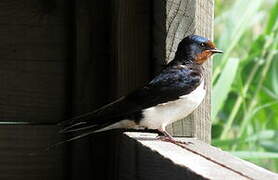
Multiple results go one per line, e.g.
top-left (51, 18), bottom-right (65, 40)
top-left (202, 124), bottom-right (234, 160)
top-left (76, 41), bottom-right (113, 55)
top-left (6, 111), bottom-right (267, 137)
top-left (173, 35), bottom-right (223, 65)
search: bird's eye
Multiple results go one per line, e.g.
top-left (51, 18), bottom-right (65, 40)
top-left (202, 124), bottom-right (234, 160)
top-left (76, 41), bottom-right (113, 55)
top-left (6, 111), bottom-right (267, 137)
top-left (200, 43), bottom-right (206, 47)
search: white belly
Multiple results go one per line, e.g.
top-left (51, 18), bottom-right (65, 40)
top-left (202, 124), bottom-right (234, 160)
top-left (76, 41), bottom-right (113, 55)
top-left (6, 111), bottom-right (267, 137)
top-left (139, 81), bottom-right (206, 130)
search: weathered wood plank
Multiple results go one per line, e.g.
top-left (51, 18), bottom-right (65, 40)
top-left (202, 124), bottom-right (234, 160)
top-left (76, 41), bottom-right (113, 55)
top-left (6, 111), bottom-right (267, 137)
top-left (0, 0), bottom-right (70, 123)
top-left (137, 141), bottom-right (247, 180)
top-left (153, 0), bottom-right (213, 142)
top-left (82, 131), bottom-right (278, 180)
top-left (111, 0), bottom-right (151, 98)
top-left (70, 1), bottom-right (152, 179)
top-left (0, 125), bottom-right (66, 180)
top-left (72, 0), bottom-right (111, 115)
top-left (82, 130), bottom-right (207, 180)
top-left (0, 25), bottom-right (69, 61)
top-left (174, 137), bottom-right (278, 180)
top-left (70, 0), bottom-right (114, 179)
top-left (0, 0), bottom-right (68, 25)
top-left (0, 61), bottom-right (67, 122)
top-left (191, 0), bottom-right (213, 144)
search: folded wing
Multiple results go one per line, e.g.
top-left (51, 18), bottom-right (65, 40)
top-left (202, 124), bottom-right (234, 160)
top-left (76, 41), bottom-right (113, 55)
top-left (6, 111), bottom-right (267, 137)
top-left (60, 66), bottom-right (202, 133)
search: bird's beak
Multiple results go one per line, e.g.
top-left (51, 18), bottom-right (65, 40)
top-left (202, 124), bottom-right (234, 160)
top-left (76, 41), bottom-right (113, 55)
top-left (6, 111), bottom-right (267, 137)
top-left (210, 48), bottom-right (223, 54)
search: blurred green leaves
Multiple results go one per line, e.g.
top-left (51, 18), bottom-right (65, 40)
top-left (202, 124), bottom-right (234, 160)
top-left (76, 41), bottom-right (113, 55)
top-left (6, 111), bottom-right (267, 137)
top-left (213, 0), bottom-right (278, 172)
top-left (231, 152), bottom-right (278, 159)
top-left (213, 0), bottom-right (263, 81)
top-left (271, 60), bottom-right (278, 96)
top-left (212, 57), bottom-right (239, 121)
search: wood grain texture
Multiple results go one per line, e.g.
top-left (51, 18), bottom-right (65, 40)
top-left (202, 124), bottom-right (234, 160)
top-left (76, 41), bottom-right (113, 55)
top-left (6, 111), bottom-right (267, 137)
top-left (72, 0), bottom-right (112, 115)
top-left (153, 0), bottom-right (213, 142)
top-left (0, 125), bottom-right (66, 180)
top-left (138, 141), bottom-right (247, 180)
top-left (191, 0), bottom-right (213, 143)
top-left (0, 0), bottom-right (70, 123)
top-left (0, 0), bottom-right (67, 25)
top-left (111, 0), bottom-right (151, 98)
top-left (175, 138), bottom-right (278, 180)
top-left (85, 132), bottom-right (278, 179)
top-left (84, 130), bottom-right (207, 180)
top-left (70, 0), bottom-right (113, 179)
top-left (70, 2), bottom-right (151, 179)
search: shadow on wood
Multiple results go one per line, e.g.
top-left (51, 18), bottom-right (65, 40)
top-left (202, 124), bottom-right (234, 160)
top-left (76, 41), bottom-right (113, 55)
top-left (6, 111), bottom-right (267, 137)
top-left (75, 130), bottom-right (204, 180)
top-left (0, 125), bottom-right (67, 179)
top-left (70, 130), bottom-right (278, 180)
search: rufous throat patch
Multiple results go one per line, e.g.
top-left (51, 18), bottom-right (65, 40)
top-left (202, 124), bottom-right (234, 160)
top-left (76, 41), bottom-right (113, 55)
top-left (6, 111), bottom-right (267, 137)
top-left (195, 50), bottom-right (213, 64)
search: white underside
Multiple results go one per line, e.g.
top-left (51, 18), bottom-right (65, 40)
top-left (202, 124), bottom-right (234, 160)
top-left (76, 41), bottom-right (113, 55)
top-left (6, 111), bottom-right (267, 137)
top-left (96, 81), bottom-right (206, 132)
top-left (139, 80), bottom-right (206, 130)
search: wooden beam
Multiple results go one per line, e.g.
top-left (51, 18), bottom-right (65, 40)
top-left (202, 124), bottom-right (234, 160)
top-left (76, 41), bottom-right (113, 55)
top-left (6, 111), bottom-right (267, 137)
top-left (72, 0), bottom-right (113, 115)
top-left (0, 0), bottom-right (70, 123)
top-left (0, 125), bottom-right (66, 180)
top-left (136, 135), bottom-right (278, 180)
top-left (111, 0), bottom-right (151, 98)
top-left (85, 131), bottom-right (278, 180)
top-left (70, 1), bottom-right (151, 179)
top-left (70, 0), bottom-right (114, 179)
top-left (174, 137), bottom-right (278, 180)
top-left (153, 0), bottom-right (213, 142)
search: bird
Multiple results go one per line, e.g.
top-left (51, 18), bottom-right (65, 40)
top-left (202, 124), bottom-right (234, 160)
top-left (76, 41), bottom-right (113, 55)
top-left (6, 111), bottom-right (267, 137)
top-left (60, 34), bottom-right (223, 143)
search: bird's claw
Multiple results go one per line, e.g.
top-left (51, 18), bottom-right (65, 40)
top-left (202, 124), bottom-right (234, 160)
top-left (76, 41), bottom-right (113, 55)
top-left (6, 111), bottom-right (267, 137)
top-left (156, 129), bottom-right (192, 145)
top-left (157, 135), bottom-right (192, 145)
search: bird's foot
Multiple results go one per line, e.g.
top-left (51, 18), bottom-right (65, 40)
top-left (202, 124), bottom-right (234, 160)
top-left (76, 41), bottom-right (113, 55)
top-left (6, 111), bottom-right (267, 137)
top-left (158, 136), bottom-right (192, 145)
top-left (157, 129), bottom-right (192, 145)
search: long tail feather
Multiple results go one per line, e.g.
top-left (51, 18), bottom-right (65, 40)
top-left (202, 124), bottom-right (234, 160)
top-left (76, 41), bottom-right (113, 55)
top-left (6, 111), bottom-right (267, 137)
top-left (48, 121), bottom-right (114, 151)
top-left (57, 111), bottom-right (96, 127)
top-left (58, 97), bottom-right (125, 127)
top-left (46, 131), bottom-right (97, 151)
top-left (60, 123), bottom-right (98, 133)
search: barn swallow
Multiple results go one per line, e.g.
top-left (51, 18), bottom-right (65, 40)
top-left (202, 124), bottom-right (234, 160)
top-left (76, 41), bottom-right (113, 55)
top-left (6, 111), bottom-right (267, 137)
top-left (60, 35), bottom-right (223, 143)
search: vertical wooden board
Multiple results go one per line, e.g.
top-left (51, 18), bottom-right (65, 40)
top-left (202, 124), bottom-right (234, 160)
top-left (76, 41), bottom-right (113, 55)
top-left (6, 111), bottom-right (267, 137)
top-left (70, 0), bottom-right (114, 179)
top-left (72, 0), bottom-right (113, 115)
top-left (154, 0), bottom-right (213, 142)
top-left (70, 1), bottom-right (152, 179)
top-left (0, 125), bottom-right (66, 180)
top-left (0, 0), bottom-right (71, 123)
top-left (112, 0), bottom-right (151, 97)
top-left (190, 0), bottom-right (213, 143)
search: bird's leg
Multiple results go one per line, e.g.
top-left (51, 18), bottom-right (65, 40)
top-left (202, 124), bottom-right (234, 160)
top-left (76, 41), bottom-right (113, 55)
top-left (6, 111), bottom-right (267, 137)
top-left (157, 129), bottom-right (191, 145)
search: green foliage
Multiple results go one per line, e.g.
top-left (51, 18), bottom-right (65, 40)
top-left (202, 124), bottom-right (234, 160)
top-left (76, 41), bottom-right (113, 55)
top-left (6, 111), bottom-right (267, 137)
top-left (213, 0), bottom-right (278, 172)
top-left (212, 57), bottom-right (239, 121)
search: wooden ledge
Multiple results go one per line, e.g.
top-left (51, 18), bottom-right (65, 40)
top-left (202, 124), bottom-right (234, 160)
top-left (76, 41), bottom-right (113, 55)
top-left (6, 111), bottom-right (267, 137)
top-left (86, 131), bottom-right (278, 180)
top-left (63, 130), bottom-right (278, 180)
top-left (125, 132), bottom-right (278, 180)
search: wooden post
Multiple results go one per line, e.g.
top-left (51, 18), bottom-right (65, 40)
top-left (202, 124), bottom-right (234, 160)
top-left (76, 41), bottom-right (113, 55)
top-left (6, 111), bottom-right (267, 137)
top-left (70, 0), bottom-right (114, 179)
top-left (0, 125), bottom-right (66, 179)
top-left (111, 0), bottom-right (151, 98)
top-left (0, 1), bottom-right (70, 179)
top-left (153, 0), bottom-right (213, 143)
top-left (69, 0), bottom-right (152, 179)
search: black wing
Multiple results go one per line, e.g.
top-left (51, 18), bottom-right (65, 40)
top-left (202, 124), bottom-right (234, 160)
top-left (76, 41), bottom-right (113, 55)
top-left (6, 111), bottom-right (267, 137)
top-left (60, 66), bottom-right (202, 133)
